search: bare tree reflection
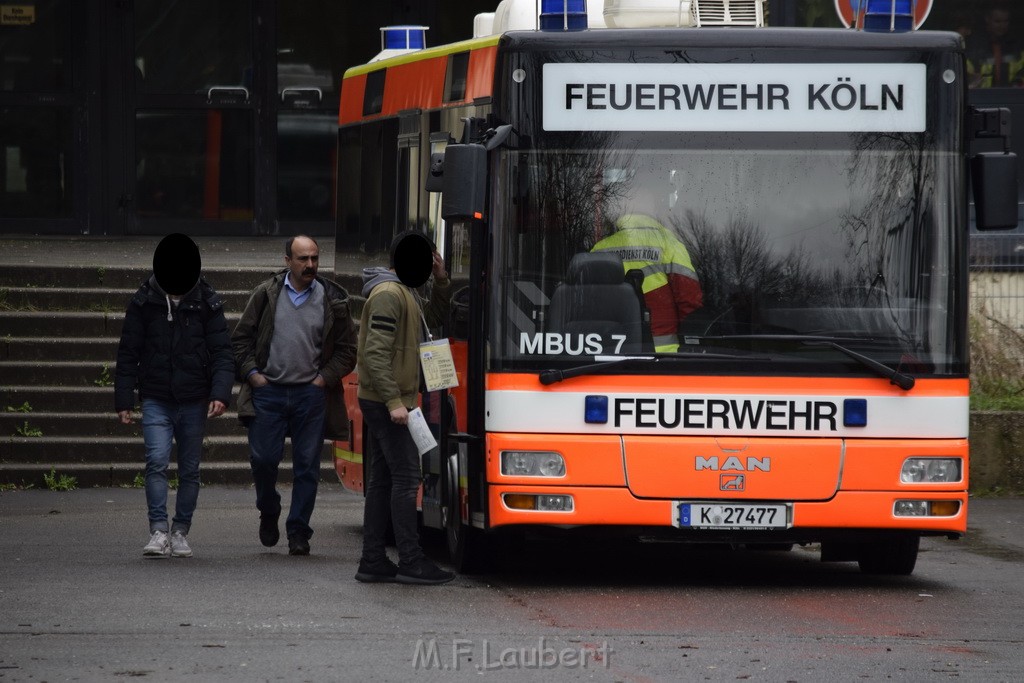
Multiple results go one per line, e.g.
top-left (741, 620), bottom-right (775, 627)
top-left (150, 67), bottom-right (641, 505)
top-left (841, 131), bottom-right (935, 340)
top-left (676, 210), bottom-right (826, 332)
top-left (842, 132), bottom-right (934, 299)
top-left (525, 132), bottom-right (635, 269)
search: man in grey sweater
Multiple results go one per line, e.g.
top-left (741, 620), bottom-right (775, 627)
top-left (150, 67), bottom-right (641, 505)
top-left (231, 235), bottom-right (357, 556)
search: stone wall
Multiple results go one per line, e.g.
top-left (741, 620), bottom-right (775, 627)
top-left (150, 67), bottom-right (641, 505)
top-left (970, 412), bottom-right (1024, 494)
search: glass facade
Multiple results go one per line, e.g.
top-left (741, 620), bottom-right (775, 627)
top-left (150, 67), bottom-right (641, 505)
top-left (0, 0), bottom-right (1015, 234)
top-left (0, 0), bottom-right (74, 220)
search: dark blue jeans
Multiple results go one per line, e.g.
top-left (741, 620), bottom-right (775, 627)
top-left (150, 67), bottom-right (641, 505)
top-left (248, 383), bottom-right (325, 540)
top-left (359, 398), bottom-right (424, 567)
top-left (141, 398), bottom-right (207, 534)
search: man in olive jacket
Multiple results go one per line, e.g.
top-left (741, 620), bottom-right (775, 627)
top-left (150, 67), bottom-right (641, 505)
top-left (231, 235), bottom-right (357, 556)
top-left (355, 231), bottom-right (455, 585)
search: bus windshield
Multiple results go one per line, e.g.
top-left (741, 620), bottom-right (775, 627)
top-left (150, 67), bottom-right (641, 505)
top-left (488, 132), bottom-right (963, 377)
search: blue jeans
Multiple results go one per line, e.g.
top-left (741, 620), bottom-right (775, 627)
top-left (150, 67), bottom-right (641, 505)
top-left (141, 398), bottom-right (207, 534)
top-left (248, 383), bottom-right (325, 540)
top-left (359, 398), bottom-right (424, 567)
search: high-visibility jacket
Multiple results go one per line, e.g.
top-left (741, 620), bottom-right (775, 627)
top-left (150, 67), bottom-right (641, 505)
top-left (592, 214), bottom-right (702, 352)
top-left (966, 40), bottom-right (1024, 88)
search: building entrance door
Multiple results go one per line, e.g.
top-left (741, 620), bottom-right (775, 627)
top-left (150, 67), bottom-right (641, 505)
top-left (120, 0), bottom-right (263, 235)
top-left (0, 0), bottom-right (91, 234)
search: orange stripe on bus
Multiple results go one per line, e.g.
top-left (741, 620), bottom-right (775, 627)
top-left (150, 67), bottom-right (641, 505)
top-left (484, 373), bottom-right (968, 396)
top-left (339, 73), bottom-right (367, 125)
top-left (339, 44), bottom-right (497, 125)
top-left (384, 57), bottom-right (447, 114)
top-left (465, 45), bottom-right (497, 101)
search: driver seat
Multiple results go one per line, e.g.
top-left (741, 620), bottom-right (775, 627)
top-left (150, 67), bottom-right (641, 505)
top-left (547, 252), bottom-right (644, 354)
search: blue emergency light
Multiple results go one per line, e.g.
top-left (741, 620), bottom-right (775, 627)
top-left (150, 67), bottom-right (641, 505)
top-left (539, 0), bottom-right (587, 31)
top-left (843, 399), bottom-right (868, 427)
top-left (380, 25), bottom-right (428, 50)
top-left (584, 395), bottom-right (609, 424)
top-left (861, 0), bottom-right (915, 33)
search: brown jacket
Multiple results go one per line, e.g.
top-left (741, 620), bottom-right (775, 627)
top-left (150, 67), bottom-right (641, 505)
top-left (231, 270), bottom-right (357, 440)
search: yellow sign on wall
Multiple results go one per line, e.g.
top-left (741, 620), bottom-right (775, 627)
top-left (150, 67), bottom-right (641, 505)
top-left (1, 5), bottom-right (35, 26)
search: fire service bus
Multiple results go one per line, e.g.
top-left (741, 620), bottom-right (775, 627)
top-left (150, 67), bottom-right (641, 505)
top-left (332, 0), bottom-right (1018, 575)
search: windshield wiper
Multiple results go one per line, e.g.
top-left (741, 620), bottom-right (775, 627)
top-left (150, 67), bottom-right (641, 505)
top-left (700, 334), bottom-right (916, 391)
top-left (538, 350), bottom-right (767, 386)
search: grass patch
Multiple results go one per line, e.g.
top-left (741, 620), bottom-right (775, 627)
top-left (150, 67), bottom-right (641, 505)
top-left (93, 363), bottom-right (114, 387)
top-left (43, 468), bottom-right (77, 492)
top-left (13, 421), bottom-right (42, 437)
top-left (970, 310), bottom-right (1024, 411)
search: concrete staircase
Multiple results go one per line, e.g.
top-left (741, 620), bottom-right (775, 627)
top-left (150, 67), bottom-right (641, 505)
top-left (0, 263), bottom-right (339, 487)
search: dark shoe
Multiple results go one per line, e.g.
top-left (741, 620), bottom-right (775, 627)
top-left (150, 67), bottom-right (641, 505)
top-left (355, 557), bottom-right (400, 583)
top-left (259, 511), bottom-right (280, 547)
top-left (288, 535), bottom-right (310, 556)
top-left (396, 558), bottom-right (455, 585)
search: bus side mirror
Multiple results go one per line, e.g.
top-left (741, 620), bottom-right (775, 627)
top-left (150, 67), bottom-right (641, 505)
top-left (972, 152), bottom-right (1019, 230)
top-left (971, 107), bottom-right (1019, 231)
top-left (441, 143), bottom-right (487, 221)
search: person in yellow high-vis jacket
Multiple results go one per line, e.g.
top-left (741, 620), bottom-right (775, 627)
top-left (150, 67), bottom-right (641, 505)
top-left (592, 213), bottom-right (702, 352)
top-left (966, 5), bottom-right (1024, 88)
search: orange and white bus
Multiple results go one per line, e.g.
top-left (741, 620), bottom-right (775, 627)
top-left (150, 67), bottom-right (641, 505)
top-left (332, 0), bottom-right (1017, 575)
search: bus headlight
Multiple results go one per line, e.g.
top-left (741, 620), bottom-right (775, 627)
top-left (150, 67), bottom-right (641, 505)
top-left (501, 451), bottom-right (566, 477)
top-left (894, 500), bottom-right (961, 517)
top-left (900, 458), bottom-right (962, 484)
top-left (502, 493), bottom-right (574, 512)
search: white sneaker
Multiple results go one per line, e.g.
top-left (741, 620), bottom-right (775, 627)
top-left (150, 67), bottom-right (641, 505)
top-left (169, 530), bottom-right (193, 558)
top-left (143, 530), bottom-right (170, 557)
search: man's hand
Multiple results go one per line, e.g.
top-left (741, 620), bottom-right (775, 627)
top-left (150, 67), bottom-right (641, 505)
top-left (432, 250), bottom-right (448, 281)
top-left (248, 372), bottom-right (268, 388)
top-left (117, 410), bottom-right (133, 425)
top-left (390, 406), bottom-right (409, 425)
top-left (208, 400), bottom-right (226, 418)
top-left (312, 375), bottom-right (327, 389)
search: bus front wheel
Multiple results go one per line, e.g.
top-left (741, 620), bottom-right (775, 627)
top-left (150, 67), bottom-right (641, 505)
top-left (443, 454), bottom-right (489, 574)
top-left (857, 535), bottom-right (920, 575)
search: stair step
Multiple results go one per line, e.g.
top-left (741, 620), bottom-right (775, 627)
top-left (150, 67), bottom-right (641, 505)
top-left (4, 337), bottom-right (120, 361)
top-left (0, 265), bottom-right (285, 290)
top-left (2, 385), bottom-right (126, 412)
top-left (0, 310), bottom-right (241, 337)
top-left (0, 435), bottom-right (333, 463)
top-left (0, 360), bottom-right (245, 387)
top-left (0, 411), bottom-right (248, 437)
top-left (0, 361), bottom-right (122, 386)
top-left (0, 459), bottom-right (338, 488)
top-left (1, 385), bottom-right (239, 412)
top-left (0, 265), bottom-right (360, 294)
top-left (0, 287), bottom-right (255, 312)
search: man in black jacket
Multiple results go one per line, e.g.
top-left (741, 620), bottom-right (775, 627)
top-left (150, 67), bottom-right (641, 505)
top-left (115, 234), bottom-right (234, 559)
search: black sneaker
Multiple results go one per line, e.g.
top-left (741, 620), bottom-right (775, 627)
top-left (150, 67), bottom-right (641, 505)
top-left (396, 558), bottom-right (455, 585)
top-left (287, 535), bottom-right (310, 556)
top-left (355, 557), bottom-right (400, 583)
top-left (259, 511), bottom-right (280, 547)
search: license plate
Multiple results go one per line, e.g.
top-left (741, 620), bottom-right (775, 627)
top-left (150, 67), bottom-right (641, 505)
top-left (676, 502), bottom-right (790, 530)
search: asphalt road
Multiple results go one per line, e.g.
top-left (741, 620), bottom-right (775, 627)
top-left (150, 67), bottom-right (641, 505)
top-left (1, 486), bottom-right (1022, 682)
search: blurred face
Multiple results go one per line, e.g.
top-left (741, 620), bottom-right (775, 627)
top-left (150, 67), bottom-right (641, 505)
top-left (285, 237), bottom-right (319, 290)
top-left (986, 9), bottom-right (1011, 38)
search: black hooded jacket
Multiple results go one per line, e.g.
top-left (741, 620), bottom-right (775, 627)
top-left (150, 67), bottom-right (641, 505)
top-left (114, 275), bottom-right (234, 412)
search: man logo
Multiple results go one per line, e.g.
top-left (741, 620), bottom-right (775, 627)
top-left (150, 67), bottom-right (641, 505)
top-left (721, 474), bottom-right (745, 491)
